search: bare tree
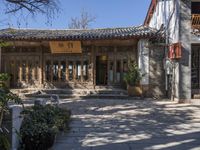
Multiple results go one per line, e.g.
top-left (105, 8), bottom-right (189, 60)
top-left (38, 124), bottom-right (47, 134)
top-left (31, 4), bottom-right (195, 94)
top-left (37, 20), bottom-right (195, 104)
top-left (0, 0), bottom-right (60, 26)
top-left (3, 0), bottom-right (59, 14)
top-left (68, 10), bottom-right (96, 29)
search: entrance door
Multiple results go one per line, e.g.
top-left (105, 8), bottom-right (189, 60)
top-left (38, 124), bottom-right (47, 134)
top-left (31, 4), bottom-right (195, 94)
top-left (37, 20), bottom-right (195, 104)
top-left (96, 56), bottom-right (108, 85)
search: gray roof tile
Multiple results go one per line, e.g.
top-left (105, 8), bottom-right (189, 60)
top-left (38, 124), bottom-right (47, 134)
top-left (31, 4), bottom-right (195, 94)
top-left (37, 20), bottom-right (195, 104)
top-left (0, 26), bottom-right (162, 41)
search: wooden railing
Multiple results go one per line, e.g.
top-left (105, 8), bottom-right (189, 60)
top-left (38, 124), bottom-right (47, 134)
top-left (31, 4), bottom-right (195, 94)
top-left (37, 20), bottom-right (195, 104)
top-left (192, 14), bottom-right (200, 29)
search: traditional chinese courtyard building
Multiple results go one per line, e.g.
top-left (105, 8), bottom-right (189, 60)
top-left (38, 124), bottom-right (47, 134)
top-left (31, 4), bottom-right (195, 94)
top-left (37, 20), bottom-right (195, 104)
top-left (0, 26), bottom-right (165, 97)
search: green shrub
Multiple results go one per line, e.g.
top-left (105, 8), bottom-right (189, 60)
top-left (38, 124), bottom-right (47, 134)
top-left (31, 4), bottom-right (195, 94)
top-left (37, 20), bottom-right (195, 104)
top-left (0, 73), bottom-right (10, 82)
top-left (0, 86), bottom-right (22, 150)
top-left (0, 133), bottom-right (10, 150)
top-left (123, 62), bottom-right (143, 86)
top-left (20, 105), bottom-right (71, 150)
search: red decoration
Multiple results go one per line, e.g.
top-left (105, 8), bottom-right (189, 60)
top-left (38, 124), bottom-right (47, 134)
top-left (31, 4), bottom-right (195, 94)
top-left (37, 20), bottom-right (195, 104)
top-left (168, 42), bottom-right (182, 59)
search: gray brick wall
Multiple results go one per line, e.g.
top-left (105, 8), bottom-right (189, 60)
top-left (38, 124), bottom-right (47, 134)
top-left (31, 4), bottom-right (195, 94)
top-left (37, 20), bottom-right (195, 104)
top-left (149, 44), bottom-right (166, 98)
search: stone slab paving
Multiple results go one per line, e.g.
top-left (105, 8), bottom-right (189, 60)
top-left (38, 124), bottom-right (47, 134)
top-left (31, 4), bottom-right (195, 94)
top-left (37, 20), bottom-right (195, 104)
top-left (52, 99), bottom-right (200, 150)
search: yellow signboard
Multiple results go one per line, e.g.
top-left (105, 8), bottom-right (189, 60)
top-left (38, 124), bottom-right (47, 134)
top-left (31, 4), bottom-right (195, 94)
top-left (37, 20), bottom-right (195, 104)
top-left (49, 41), bottom-right (82, 54)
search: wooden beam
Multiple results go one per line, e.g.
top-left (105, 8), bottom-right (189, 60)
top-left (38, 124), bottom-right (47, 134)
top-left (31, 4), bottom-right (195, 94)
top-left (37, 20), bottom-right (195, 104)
top-left (83, 39), bottom-right (138, 47)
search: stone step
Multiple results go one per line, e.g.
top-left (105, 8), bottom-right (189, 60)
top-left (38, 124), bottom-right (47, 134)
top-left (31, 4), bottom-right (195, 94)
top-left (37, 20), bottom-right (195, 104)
top-left (25, 93), bottom-right (130, 100)
top-left (193, 94), bottom-right (200, 99)
top-left (41, 89), bottom-right (128, 95)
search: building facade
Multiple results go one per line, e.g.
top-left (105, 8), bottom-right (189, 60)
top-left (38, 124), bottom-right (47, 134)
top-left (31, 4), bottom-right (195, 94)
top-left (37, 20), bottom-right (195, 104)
top-left (0, 26), bottom-right (165, 97)
top-left (145, 0), bottom-right (200, 101)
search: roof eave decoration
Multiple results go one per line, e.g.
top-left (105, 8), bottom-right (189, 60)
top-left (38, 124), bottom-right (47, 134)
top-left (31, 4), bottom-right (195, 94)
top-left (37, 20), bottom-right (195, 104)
top-left (144, 0), bottom-right (158, 26)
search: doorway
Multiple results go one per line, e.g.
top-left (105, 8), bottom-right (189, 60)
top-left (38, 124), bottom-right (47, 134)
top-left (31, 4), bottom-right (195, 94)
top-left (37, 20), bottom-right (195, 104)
top-left (96, 56), bottom-right (108, 85)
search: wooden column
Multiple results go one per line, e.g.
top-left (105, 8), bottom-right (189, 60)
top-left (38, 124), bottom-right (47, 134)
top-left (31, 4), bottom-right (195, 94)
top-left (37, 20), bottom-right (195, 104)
top-left (19, 60), bottom-right (22, 82)
top-left (50, 60), bottom-right (53, 82)
top-left (58, 61), bottom-right (61, 82)
top-left (13, 59), bottom-right (16, 85)
top-left (120, 59), bottom-right (123, 83)
top-left (107, 59), bottom-right (110, 85)
top-left (73, 61), bottom-right (76, 81)
top-left (114, 46), bottom-right (117, 84)
top-left (32, 60), bottom-right (35, 81)
top-left (93, 46), bottom-right (97, 87)
top-left (42, 58), bottom-right (46, 84)
top-left (90, 46), bottom-right (94, 86)
top-left (26, 60), bottom-right (29, 83)
top-left (66, 60), bottom-right (69, 81)
top-left (39, 48), bottom-right (43, 85)
top-left (81, 54), bottom-right (84, 82)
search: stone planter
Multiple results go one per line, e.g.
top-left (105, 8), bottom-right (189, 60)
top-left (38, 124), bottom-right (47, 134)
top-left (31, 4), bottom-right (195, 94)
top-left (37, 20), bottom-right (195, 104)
top-left (127, 84), bottom-right (143, 96)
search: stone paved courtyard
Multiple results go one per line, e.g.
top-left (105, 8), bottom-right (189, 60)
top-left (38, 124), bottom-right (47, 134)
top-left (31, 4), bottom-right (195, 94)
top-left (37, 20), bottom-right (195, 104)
top-left (52, 99), bottom-right (200, 150)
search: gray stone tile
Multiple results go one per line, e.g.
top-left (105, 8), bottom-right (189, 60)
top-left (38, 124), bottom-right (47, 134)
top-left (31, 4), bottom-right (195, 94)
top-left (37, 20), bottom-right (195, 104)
top-left (52, 99), bottom-right (200, 150)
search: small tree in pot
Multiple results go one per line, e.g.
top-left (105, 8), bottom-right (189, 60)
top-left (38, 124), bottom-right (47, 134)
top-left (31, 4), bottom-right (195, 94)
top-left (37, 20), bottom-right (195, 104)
top-left (123, 62), bottom-right (143, 96)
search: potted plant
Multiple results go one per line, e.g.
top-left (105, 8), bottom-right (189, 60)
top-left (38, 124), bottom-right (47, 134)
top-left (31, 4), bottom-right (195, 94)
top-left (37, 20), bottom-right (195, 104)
top-left (123, 62), bottom-right (143, 96)
top-left (0, 73), bottom-right (10, 88)
top-left (19, 105), bottom-right (71, 150)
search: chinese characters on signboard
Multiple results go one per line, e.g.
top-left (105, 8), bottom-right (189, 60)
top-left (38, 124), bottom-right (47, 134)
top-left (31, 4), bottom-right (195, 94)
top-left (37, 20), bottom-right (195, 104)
top-left (49, 41), bottom-right (82, 53)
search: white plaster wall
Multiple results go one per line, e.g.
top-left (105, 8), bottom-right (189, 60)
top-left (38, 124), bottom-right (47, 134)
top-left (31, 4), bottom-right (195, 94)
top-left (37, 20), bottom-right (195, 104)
top-left (138, 39), bottom-right (149, 85)
top-left (149, 0), bottom-right (180, 44)
top-left (148, 0), bottom-right (180, 99)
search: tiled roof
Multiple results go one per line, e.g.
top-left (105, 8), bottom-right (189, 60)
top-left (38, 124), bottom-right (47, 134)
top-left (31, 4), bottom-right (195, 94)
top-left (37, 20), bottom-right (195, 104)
top-left (0, 26), bottom-right (162, 41)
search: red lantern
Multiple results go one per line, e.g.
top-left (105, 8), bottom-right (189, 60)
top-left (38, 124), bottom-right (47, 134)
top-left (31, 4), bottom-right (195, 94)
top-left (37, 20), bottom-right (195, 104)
top-left (168, 42), bottom-right (182, 59)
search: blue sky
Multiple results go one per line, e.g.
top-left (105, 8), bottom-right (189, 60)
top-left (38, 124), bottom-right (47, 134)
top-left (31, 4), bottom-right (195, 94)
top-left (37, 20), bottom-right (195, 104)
top-left (0, 0), bottom-right (151, 29)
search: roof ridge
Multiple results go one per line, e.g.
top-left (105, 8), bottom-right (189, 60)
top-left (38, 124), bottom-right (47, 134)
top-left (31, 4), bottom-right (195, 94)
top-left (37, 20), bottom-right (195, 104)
top-left (0, 25), bottom-right (162, 41)
top-left (1, 25), bottom-right (146, 32)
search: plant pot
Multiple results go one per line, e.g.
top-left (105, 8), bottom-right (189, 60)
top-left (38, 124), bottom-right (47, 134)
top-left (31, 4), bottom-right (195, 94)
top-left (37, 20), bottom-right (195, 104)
top-left (127, 84), bottom-right (142, 96)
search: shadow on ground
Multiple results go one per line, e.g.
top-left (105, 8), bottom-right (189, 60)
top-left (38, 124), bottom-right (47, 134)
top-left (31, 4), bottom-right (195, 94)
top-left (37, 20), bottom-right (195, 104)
top-left (53, 99), bottom-right (200, 150)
